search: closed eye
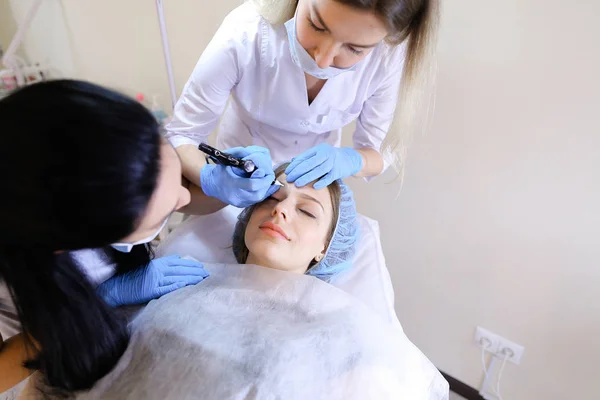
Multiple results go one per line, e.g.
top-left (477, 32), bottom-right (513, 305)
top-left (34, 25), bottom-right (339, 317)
top-left (300, 209), bottom-right (316, 219)
top-left (347, 46), bottom-right (364, 55)
top-left (308, 17), bottom-right (326, 33)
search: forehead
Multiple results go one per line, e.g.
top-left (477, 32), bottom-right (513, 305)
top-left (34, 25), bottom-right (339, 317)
top-left (310, 0), bottom-right (389, 43)
top-left (137, 143), bottom-right (180, 225)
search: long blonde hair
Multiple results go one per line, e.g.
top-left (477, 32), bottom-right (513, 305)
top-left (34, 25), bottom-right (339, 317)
top-left (250, 0), bottom-right (440, 180)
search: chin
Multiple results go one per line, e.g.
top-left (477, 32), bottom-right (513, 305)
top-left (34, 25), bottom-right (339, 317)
top-left (246, 239), bottom-right (305, 273)
top-left (247, 238), bottom-right (283, 264)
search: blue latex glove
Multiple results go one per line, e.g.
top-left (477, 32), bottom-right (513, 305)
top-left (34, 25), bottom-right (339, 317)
top-left (201, 146), bottom-right (280, 208)
top-left (97, 255), bottom-right (209, 307)
top-left (285, 144), bottom-right (363, 189)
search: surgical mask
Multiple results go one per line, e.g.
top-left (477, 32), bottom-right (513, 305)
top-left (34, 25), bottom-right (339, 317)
top-left (111, 217), bottom-right (169, 253)
top-left (284, 15), bottom-right (358, 80)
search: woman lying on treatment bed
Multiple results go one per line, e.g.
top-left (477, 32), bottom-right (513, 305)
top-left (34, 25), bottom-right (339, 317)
top-left (19, 165), bottom-right (446, 400)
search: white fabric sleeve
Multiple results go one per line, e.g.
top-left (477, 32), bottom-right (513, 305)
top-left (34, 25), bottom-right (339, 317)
top-left (164, 11), bottom-right (246, 148)
top-left (0, 283), bottom-right (20, 339)
top-left (352, 45), bottom-right (405, 166)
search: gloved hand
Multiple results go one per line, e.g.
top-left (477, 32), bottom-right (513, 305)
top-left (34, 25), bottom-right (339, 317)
top-left (201, 146), bottom-right (280, 208)
top-left (97, 255), bottom-right (209, 307)
top-left (285, 144), bottom-right (363, 189)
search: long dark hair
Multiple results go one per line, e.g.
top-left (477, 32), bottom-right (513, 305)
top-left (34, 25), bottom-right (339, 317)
top-left (0, 80), bottom-right (161, 393)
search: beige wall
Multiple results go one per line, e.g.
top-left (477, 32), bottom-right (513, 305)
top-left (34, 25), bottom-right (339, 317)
top-left (0, 0), bottom-right (19, 57)
top-left (4, 0), bottom-right (600, 399)
top-left (2, 0), bottom-right (235, 109)
top-left (2, 0), bottom-right (74, 76)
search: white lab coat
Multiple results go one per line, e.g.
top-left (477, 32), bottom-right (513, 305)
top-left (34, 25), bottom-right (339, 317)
top-left (165, 3), bottom-right (405, 165)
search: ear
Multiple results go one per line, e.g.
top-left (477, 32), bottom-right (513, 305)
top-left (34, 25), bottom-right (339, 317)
top-left (314, 247), bottom-right (326, 263)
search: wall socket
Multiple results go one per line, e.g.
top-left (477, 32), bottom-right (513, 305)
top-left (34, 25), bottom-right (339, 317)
top-left (474, 326), bottom-right (525, 365)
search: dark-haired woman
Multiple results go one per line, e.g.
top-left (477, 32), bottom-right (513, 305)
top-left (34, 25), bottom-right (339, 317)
top-left (0, 80), bottom-right (214, 394)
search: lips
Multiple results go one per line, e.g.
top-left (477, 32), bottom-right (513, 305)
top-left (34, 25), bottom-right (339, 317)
top-left (259, 221), bottom-right (290, 241)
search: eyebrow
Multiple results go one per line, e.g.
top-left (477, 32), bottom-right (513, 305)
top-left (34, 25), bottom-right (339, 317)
top-left (299, 192), bottom-right (325, 212)
top-left (311, 0), bottom-right (381, 49)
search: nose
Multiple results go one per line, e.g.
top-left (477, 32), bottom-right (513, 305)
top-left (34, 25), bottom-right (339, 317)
top-left (271, 201), bottom-right (288, 221)
top-left (314, 41), bottom-right (337, 69)
top-left (176, 186), bottom-right (192, 210)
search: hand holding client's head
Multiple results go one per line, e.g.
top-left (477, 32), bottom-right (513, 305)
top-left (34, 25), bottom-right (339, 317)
top-left (233, 163), bottom-right (359, 281)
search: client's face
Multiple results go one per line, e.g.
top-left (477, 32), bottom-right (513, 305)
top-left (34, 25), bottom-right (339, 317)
top-left (244, 174), bottom-right (334, 274)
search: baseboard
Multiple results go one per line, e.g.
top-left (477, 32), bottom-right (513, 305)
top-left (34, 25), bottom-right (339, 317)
top-left (440, 371), bottom-right (484, 400)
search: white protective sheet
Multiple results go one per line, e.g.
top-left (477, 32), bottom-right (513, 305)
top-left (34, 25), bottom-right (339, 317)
top-left (157, 206), bottom-right (401, 329)
top-left (77, 263), bottom-right (448, 400)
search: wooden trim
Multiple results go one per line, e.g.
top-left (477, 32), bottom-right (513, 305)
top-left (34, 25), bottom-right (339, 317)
top-left (440, 371), bottom-right (485, 400)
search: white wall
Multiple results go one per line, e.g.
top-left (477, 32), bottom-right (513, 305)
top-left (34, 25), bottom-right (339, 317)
top-left (4, 1), bottom-right (600, 399)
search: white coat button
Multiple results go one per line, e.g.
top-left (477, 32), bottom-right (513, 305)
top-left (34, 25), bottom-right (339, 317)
top-left (294, 140), bottom-right (298, 145)
top-left (300, 120), bottom-right (309, 127)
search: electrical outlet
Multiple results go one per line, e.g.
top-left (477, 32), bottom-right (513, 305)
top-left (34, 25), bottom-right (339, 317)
top-left (474, 326), bottom-right (499, 353)
top-left (496, 337), bottom-right (525, 365)
top-left (474, 326), bottom-right (525, 365)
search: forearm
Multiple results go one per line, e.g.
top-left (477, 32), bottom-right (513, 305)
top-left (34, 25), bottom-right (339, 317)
top-left (179, 178), bottom-right (228, 216)
top-left (354, 148), bottom-right (384, 178)
top-left (0, 333), bottom-right (35, 393)
top-left (175, 144), bottom-right (207, 188)
top-left (175, 145), bottom-right (228, 215)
